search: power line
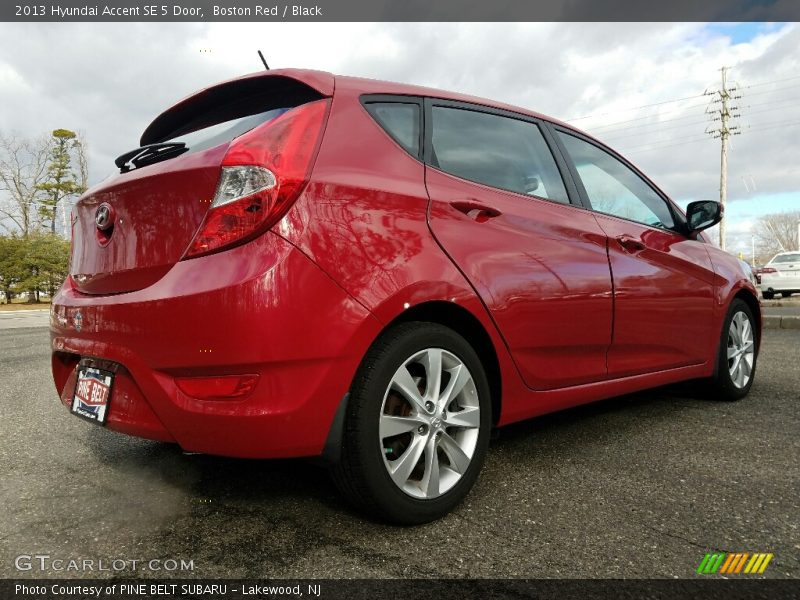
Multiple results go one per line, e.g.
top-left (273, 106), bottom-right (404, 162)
top-left (600, 118), bottom-right (717, 143)
top-left (584, 104), bottom-right (710, 132)
top-left (738, 74), bottom-right (800, 89)
top-left (566, 74), bottom-right (800, 125)
top-left (742, 98), bottom-right (800, 110)
top-left (617, 119), bottom-right (800, 154)
top-left (565, 92), bottom-right (710, 122)
top-left (565, 69), bottom-right (798, 210)
top-left (738, 83), bottom-right (800, 98)
top-left (746, 122), bottom-right (800, 135)
top-left (593, 101), bottom-right (794, 140)
top-left (741, 104), bottom-right (800, 118)
top-left (616, 133), bottom-right (711, 153)
top-left (617, 137), bottom-right (711, 154)
top-left (741, 118), bottom-right (800, 130)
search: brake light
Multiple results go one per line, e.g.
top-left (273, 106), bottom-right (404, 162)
top-left (184, 99), bottom-right (330, 258)
top-left (760, 267), bottom-right (777, 274)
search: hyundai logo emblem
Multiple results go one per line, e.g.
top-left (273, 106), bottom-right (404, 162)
top-left (95, 203), bottom-right (115, 231)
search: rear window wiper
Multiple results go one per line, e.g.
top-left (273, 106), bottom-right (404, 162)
top-left (115, 142), bottom-right (189, 173)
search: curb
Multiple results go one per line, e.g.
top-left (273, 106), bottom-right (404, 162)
top-left (760, 300), bottom-right (800, 307)
top-left (764, 315), bottom-right (800, 330)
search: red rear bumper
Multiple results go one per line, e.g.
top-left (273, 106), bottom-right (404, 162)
top-left (51, 232), bottom-right (380, 458)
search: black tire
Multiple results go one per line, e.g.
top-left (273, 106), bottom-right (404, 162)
top-left (330, 322), bottom-right (492, 525)
top-left (762, 291), bottom-right (774, 300)
top-left (706, 299), bottom-right (758, 401)
top-left (781, 292), bottom-right (792, 298)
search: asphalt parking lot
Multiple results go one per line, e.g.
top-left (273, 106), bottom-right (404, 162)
top-left (1, 325), bottom-right (798, 579)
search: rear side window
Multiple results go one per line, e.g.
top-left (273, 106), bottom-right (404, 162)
top-left (365, 102), bottom-right (421, 157)
top-left (430, 106), bottom-right (569, 204)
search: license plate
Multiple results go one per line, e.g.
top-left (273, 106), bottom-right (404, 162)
top-left (71, 365), bottom-right (114, 425)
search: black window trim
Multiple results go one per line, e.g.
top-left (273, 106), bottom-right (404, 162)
top-left (422, 97), bottom-right (586, 209)
top-left (547, 123), bottom-right (690, 236)
top-left (359, 94), bottom-right (424, 160)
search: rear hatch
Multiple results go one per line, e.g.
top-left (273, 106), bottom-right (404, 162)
top-left (70, 70), bottom-right (333, 295)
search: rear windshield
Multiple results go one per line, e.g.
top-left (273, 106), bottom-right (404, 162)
top-left (141, 75), bottom-right (324, 145)
top-left (119, 75), bottom-right (329, 173)
top-left (772, 253), bottom-right (800, 264)
top-left (165, 107), bottom-right (290, 154)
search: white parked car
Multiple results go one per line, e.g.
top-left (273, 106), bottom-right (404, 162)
top-left (760, 251), bottom-right (800, 299)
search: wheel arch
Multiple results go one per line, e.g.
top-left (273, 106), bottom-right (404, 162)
top-left (379, 300), bottom-right (503, 427)
top-left (319, 298), bottom-right (506, 466)
top-left (710, 286), bottom-right (762, 381)
top-left (732, 288), bottom-right (762, 349)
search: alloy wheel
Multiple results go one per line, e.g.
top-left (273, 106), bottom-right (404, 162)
top-left (379, 348), bottom-right (480, 499)
top-left (727, 311), bottom-right (755, 389)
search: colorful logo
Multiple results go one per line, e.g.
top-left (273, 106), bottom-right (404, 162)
top-left (697, 552), bottom-right (773, 575)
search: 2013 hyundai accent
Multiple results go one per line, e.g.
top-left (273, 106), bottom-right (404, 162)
top-left (51, 69), bottom-right (761, 524)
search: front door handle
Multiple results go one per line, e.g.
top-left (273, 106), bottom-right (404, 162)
top-left (450, 201), bottom-right (502, 223)
top-left (616, 234), bottom-right (646, 253)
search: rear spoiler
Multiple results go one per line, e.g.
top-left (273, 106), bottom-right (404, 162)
top-left (140, 69), bottom-right (335, 146)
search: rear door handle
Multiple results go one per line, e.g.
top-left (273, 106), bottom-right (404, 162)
top-left (616, 234), bottom-right (646, 253)
top-left (450, 201), bottom-right (502, 223)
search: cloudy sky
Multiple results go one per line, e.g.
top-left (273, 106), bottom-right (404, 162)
top-left (0, 21), bottom-right (797, 256)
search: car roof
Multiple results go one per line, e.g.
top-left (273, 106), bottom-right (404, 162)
top-left (144, 68), bottom-right (635, 181)
top-left (333, 73), bottom-right (577, 129)
top-left (168, 68), bottom-right (584, 134)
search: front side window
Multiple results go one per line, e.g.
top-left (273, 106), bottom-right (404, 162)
top-left (430, 106), bottom-right (569, 204)
top-left (557, 132), bottom-right (675, 229)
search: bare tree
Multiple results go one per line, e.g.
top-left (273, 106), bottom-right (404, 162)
top-left (0, 133), bottom-right (49, 236)
top-left (76, 131), bottom-right (89, 191)
top-left (66, 131), bottom-right (90, 234)
top-left (754, 211), bottom-right (800, 260)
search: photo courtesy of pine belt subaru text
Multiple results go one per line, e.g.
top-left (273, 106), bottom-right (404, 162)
top-left (50, 69), bottom-right (761, 524)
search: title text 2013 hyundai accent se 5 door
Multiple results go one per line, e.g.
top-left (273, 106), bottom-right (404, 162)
top-left (51, 69), bottom-right (761, 524)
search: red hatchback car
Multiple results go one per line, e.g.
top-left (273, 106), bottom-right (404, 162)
top-left (51, 69), bottom-right (760, 523)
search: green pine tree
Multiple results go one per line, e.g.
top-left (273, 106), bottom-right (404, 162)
top-left (36, 129), bottom-right (87, 235)
top-left (15, 234), bottom-right (71, 302)
top-left (0, 235), bottom-right (25, 304)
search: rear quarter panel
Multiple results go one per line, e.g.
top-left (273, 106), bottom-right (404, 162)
top-left (274, 83), bottom-right (531, 425)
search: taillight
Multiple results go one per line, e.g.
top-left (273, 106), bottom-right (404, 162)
top-left (184, 99), bottom-right (330, 258)
top-left (760, 267), bottom-right (777, 274)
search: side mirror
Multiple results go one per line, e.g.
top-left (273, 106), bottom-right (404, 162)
top-left (686, 200), bottom-right (723, 233)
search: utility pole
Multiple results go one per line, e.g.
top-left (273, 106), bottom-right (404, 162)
top-left (706, 67), bottom-right (741, 250)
